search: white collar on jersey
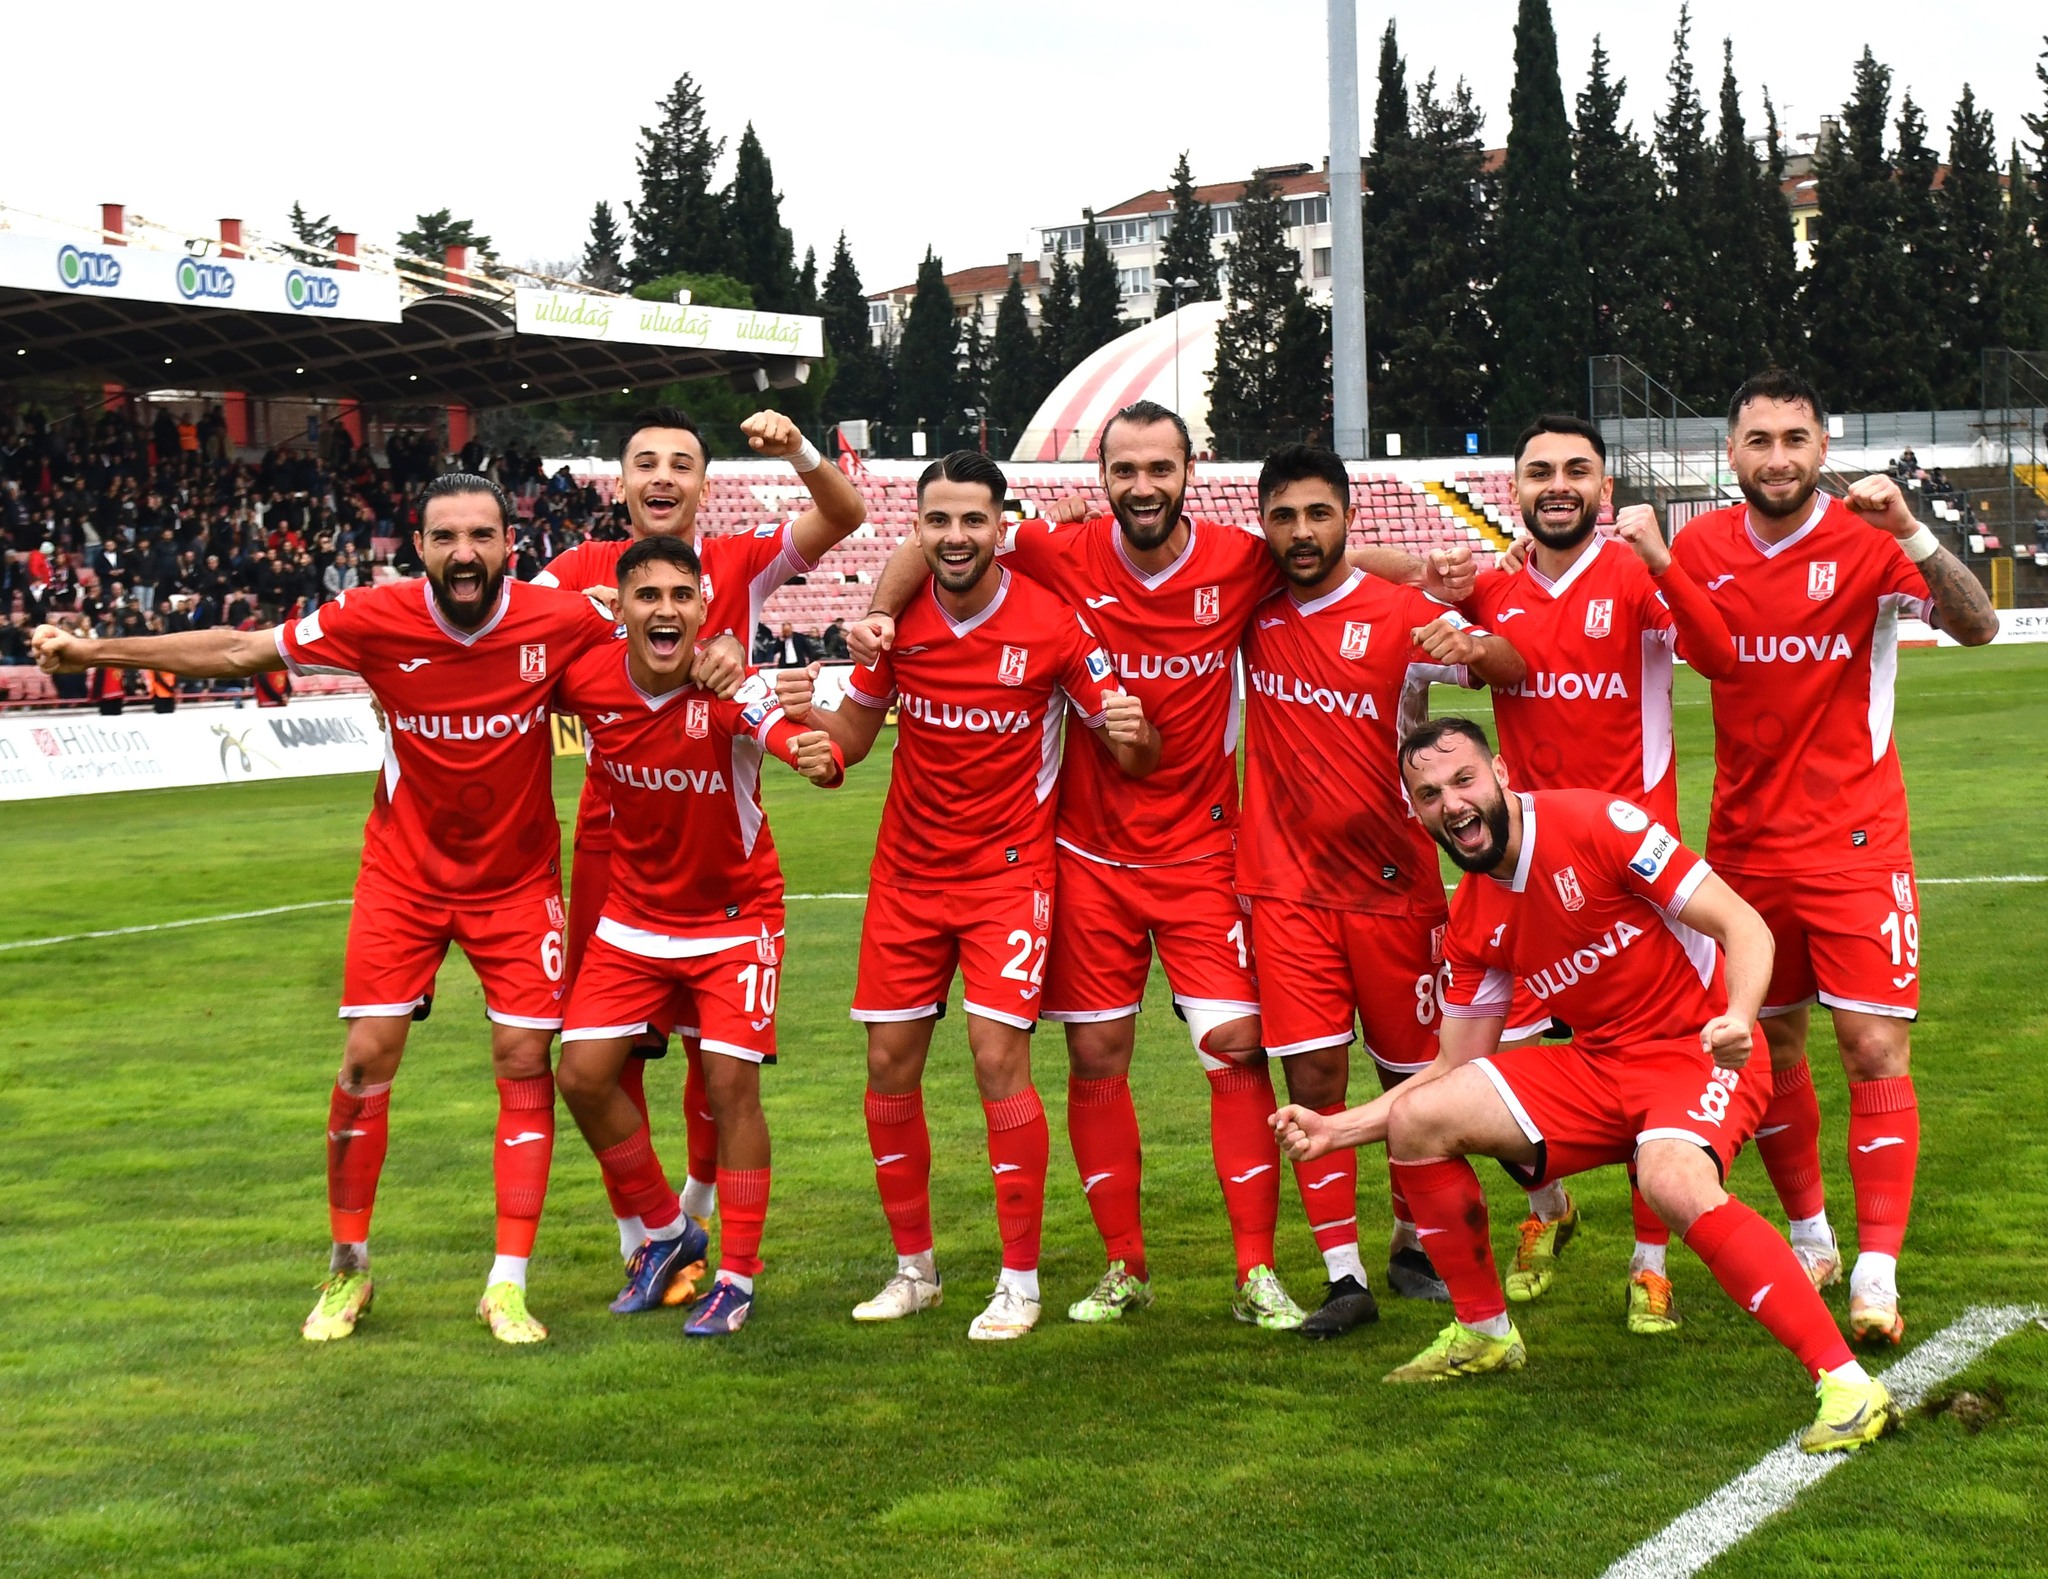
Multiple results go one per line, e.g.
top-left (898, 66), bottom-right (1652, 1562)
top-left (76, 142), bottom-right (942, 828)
top-left (1743, 491), bottom-right (1829, 560)
top-left (1290, 566), bottom-right (1364, 618)
top-left (931, 564), bottom-right (1011, 637)
top-left (422, 574), bottom-right (512, 646)
top-left (627, 654), bottom-right (690, 712)
top-left (1112, 515), bottom-right (1198, 590)
top-left (1488, 791), bottom-right (1539, 892)
top-left (1523, 533), bottom-right (1610, 600)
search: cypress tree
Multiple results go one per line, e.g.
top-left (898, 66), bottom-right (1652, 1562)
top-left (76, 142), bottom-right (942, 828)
top-left (1209, 168), bottom-right (1303, 452)
top-left (1366, 18), bottom-right (1409, 237)
top-left (724, 124), bottom-right (797, 311)
top-left (1038, 242), bottom-right (1077, 388)
top-left (1697, 41), bottom-right (1775, 397)
top-left (796, 246), bottom-right (819, 315)
top-left (894, 249), bottom-right (958, 441)
top-left (959, 303), bottom-right (990, 423)
top-left (1364, 22), bottom-right (1413, 427)
top-left (1891, 93), bottom-right (1944, 407)
top-left (1491, 0), bottom-right (1583, 423)
top-left (820, 232), bottom-right (891, 426)
top-left (1652, 6), bottom-right (1715, 401)
top-left (1073, 209), bottom-right (1127, 363)
top-left (579, 201), bottom-right (626, 291)
top-left (1992, 144), bottom-right (2048, 353)
top-left (627, 73), bottom-right (729, 283)
top-left (1755, 92), bottom-right (1805, 371)
top-left (1940, 87), bottom-right (2005, 403)
top-left (1155, 152), bottom-right (1219, 315)
top-left (987, 271), bottom-right (1041, 441)
top-left (1573, 38), bottom-right (1671, 380)
top-left (2027, 38), bottom-right (2048, 210)
top-left (1272, 295), bottom-right (1333, 439)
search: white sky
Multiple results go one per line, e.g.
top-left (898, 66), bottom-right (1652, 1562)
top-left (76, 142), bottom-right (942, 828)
top-left (5, 1), bottom-right (2040, 296)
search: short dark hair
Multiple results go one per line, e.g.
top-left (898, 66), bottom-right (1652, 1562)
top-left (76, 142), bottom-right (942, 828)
top-left (1728, 369), bottom-right (1826, 430)
top-left (620, 406), bottom-right (707, 467)
top-left (1257, 443), bottom-right (1351, 513)
top-left (917, 449), bottom-right (1008, 510)
top-left (615, 533), bottom-right (703, 587)
top-left (1514, 414), bottom-right (1606, 465)
top-left (1398, 715), bottom-right (1494, 771)
top-left (418, 471), bottom-right (512, 529)
top-left (1100, 399), bottom-right (1192, 463)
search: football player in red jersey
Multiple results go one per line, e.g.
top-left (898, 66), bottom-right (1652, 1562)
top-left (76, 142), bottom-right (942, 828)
top-left (540, 406), bottom-right (865, 1289)
top-left (1670, 370), bottom-right (1995, 1345)
top-left (846, 401), bottom-right (1478, 1329)
top-left (1466, 415), bottom-right (1737, 1332)
top-left (552, 536), bottom-right (844, 1337)
top-left (35, 474), bottom-right (621, 1346)
top-left (1239, 445), bottom-right (1524, 1337)
top-left (1273, 718), bottom-right (1900, 1455)
top-left (806, 450), bottom-right (1160, 1341)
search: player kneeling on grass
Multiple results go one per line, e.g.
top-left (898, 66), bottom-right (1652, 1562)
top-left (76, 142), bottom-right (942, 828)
top-left (803, 450), bottom-right (1161, 1341)
top-left (1274, 719), bottom-right (1899, 1454)
top-left (553, 536), bottom-right (845, 1337)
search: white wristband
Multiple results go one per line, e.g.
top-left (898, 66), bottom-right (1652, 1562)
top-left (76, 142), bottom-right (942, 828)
top-left (1898, 523), bottom-right (1940, 563)
top-left (790, 437), bottom-right (823, 473)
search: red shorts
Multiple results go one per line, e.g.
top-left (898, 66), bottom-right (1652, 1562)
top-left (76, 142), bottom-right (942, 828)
top-left (1246, 896), bottom-right (1445, 1073)
top-left (341, 875), bottom-right (567, 1029)
top-left (1041, 847), bottom-right (1259, 1024)
top-left (561, 928), bottom-right (781, 1063)
top-left (1724, 864), bottom-right (1922, 1021)
top-left (853, 878), bottom-right (1052, 1030)
top-left (1473, 1031), bottom-right (1770, 1187)
top-left (566, 843), bottom-right (698, 1044)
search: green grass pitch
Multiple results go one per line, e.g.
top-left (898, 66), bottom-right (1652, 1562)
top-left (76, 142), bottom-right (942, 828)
top-left (4, 647), bottom-right (2046, 1577)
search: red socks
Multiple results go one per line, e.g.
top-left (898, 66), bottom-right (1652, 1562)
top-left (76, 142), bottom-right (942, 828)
top-left (683, 1044), bottom-right (720, 1193)
top-left (864, 1087), bottom-right (934, 1255)
top-left (1631, 1180), bottom-right (1671, 1246)
top-left (1068, 1074), bottom-right (1146, 1277)
top-left (1391, 1157), bottom-right (1505, 1325)
top-left (1847, 1076), bottom-right (1918, 1257)
top-left (1206, 1061), bottom-right (1280, 1280)
top-left (1684, 1199), bottom-right (1854, 1378)
top-left (1755, 1061), bottom-right (1828, 1221)
top-left (1292, 1104), bottom-right (1359, 1256)
top-left (984, 1088), bottom-right (1049, 1272)
top-left (717, 1167), bottom-right (770, 1278)
top-left (327, 1081), bottom-right (390, 1244)
top-left (493, 1076), bottom-right (556, 1257)
top-left (594, 1123), bottom-right (680, 1231)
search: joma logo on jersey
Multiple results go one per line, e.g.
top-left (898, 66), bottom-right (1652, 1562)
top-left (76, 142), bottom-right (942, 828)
top-left (998, 645), bottom-right (1029, 687)
top-left (685, 698), bottom-right (710, 739)
top-left (1552, 866), bottom-right (1586, 911)
top-left (1892, 872), bottom-right (1915, 913)
top-left (520, 644), bottom-right (547, 683)
top-left (1193, 585), bottom-right (1221, 625)
top-left (1807, 561), bottom-right (1837, 601)
top-left (1584, 599), bottom-right (1613, 638)
top-left (1525, 919), bottom-right (1647, 1000)
top-left (1340, 621), bottom-right (1372, 659)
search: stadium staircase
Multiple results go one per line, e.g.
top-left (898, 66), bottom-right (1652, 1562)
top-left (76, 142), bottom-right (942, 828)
top-left (2017, 463), bottom-right (2048, 509)
top-left (1425, 478), bottom-right (1515, 554)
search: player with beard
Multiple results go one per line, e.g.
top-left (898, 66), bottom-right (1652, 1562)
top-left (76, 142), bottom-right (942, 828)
top-left (538, 406), bottom-right (865, 1298)
top-left (1463, 416), bottom-right (1737, 1334)
top-left (1670, 370), bottom-right (1995, 1345)
top-left (845, 402), bottom-right (1477, 1330)
top-left (36, 474), bottom-right (622, 1345)
top-left (1272, 718), bottom-right (1900, 1455)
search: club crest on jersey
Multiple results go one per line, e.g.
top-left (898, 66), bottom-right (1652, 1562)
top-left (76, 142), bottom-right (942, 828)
top-left (700, 572), bottom-right (715, 604)
top-left (1892, 872), bottom-right (1915, 913)
top-left (1033, 890), bottom-right (1052, 931)
top-left (1552, 866), bottom-right (1586, 912)
top-left (999, 645), bottom-right (1029, 687)
top-left (685, 698), bottom-right (710, 738)
top-left (1807, 561), bottom-right (1838, 601)
top-left (1430, 923), bottom-right (1445, 964)
top-left (545, 895), bottom-right (566, 930)
top-left (1584, 598), bottom-right (1613, 639)
top-left (519, 643), bottom-right (547, 683)
top-left (756, 931), bottom-right (778, 964)
top-left (1194, 585), bottom-right (1221, 626)
top-left (1340, 621), bottom-right (1372, 659)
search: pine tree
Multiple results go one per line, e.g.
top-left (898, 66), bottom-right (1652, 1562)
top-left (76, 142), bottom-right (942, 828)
top-left (819, 232), bottom-right (891, 427)
top-left (1155, 152), bottom-right (1219, 315)
top-left (1072, 209), bottom-right (1127, 363)
top-left (1651, 5), bottom-right (1715, 401)
top-left (1491, 0), bottom-right (1583, 423)
top-left (958, 305), bottom-right (990, 439)
top-left (1037, 242), bottom-right (1077, 388)
top-left (1992, 144), bottom-right (2048, 352)
top-left (1696, 41), bottom-right (1776, 398)
top-left (2028, 38), bottom-right (2048, 210)
top-left (1890, 93), bottom-right (1944, 407)
top-left (1573, 38), bottom-right (1671, 380)
top-left (1211, 168), bottom-right (1321, 451)
top-left (1755, 92), bottom-right (1804, 370)
top-left (796, 247), bottom-right (819, 314)
top-left (1940, 87), bottom-right (2005, 403)
top-left (987, 270), bottom-right (1041, 443)
top-left (286, 201), bottom-right (336, 264)
top-left (894, 249), bottom-right (959, 442)
top-left (1364, 21), bottom-right (1413, 428)
top-left (627, 73), bottom-right (729, 284)
top-left (725, 123), bottom-right (797, 311)
top-left (397, 210), bottom-right (493, 261)
top-left (579, 201), bottom-right (626, 291)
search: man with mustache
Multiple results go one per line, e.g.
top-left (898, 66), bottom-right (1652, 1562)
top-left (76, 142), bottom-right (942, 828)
top-left (1273, 717), bottom-right (1899, 1456)
top-left (34, 473), bottom-right (621, 1345)
top-left (1669, 369), bottom-right (1996, 1347)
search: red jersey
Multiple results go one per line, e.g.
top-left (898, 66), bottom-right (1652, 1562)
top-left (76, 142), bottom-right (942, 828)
top-left (1236, 569), bottom-right (1468, 917)
top-left (845, 567), bottom-right (1121, 890)
top-left (1440, 789), bottom-right (1721, 1058)
top-left (273, 576), bottom-right (616, 905)
top-left (536, 523), bottom-right (815, 854)
top-left (1463, 536), bottom-right (1732, 830)
top-left (998, 514), bottom-right (1279, 865)
top-left (1669, 496), bottom-right (1932, 873)
top-left (555, 646), bottom-right (828, 944)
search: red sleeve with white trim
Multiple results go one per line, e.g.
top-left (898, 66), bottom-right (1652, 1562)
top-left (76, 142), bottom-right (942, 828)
top-left (1598, 796), bottom-right (1709, 913)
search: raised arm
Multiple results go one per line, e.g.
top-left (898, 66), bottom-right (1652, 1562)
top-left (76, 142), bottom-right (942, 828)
top-left (1413, 612), bottom-right (1526, 689)
top-left (1349, 542), bottom-right (1477, 604)
top-left (1845, 473), bottom-right (1996, 646)
top-left (1610, 504), bottom-right (1737, 679)
top-left (806, 685), bottom-right (891, 769)
top-left (1672, 870), bottom-right (1775, 1069)
top-left (739, 411), bottom-right (868, 565)
top-left (844, 536), bottom-right (928, 666)
top-left (1273, 1012), bottom-right (1502, 1159)
top-left (34, 622), bottom-right (285, 679)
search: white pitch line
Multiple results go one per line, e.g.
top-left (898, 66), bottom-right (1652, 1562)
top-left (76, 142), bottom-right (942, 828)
top-left (1919, 875), bottom-right (2046, 885)
top-left (1601, 1302), bottom-right (2045, 1579)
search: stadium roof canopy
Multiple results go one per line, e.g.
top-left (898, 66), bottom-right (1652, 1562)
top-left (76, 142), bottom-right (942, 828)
top-left (0, 209), bottom-right (822, 408)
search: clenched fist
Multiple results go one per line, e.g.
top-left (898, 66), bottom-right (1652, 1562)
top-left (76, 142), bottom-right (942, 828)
top-left (692, 632), bottom-right (747, 698)
top-left (740, 410), bottom-right (807, 460)
top-left (1101, 688), bottom-right (1147, 747)
top-left (32, 623), bottom-right (91, 674)
top-left (1413, 614), bottom-right (1483, 666)
top-left (788, 729), bottom-right (842, 785)
top-left (1699, 1014), bottom-right (1755, 1068)
top-left (1423, 543), bottom-right (1476, 603)
top-left (845, 611), bottom-right (894, 667)
top-left (1271, 1103), bottom-right (1334, 1162)
top-left (1843, 472), bottom-right (1918, 537)
top-left (1497, 533), bottom-right (1532, 575)
top-left (775, 660), bottom-right (821, 722)
top-left (1611, 504), bottom-right (1669, 574)
top-left (1049, 493), bottom-right (1092, 525)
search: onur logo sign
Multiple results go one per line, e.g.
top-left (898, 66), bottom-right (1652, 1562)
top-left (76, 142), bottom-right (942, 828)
top-left (286, 269), bottom-right (341, 310)
top-left (56, 244), bottom-right (122, 289)
top-left (176, 258), bottom-right (236, 301)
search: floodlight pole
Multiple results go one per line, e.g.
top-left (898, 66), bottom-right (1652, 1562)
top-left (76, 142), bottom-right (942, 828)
top-left (1327, 0), bottom-right (1368, 460)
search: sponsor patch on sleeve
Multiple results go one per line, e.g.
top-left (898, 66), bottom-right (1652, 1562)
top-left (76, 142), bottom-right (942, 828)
top-left (1628, 824), bottom-right (1680, 881)
top-left (294, 608), bottom-right (323, 645)
top-left (733, 673), bottom-right (774, 708)
top-left (753, 523), bottom-right (779, 538)
top-left (739, 700), bottom-right (771, 729)
top-left (1606, 798), bottom-right (1651, 833)
top-left (1085, 648), bottom-right (1112, 683)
